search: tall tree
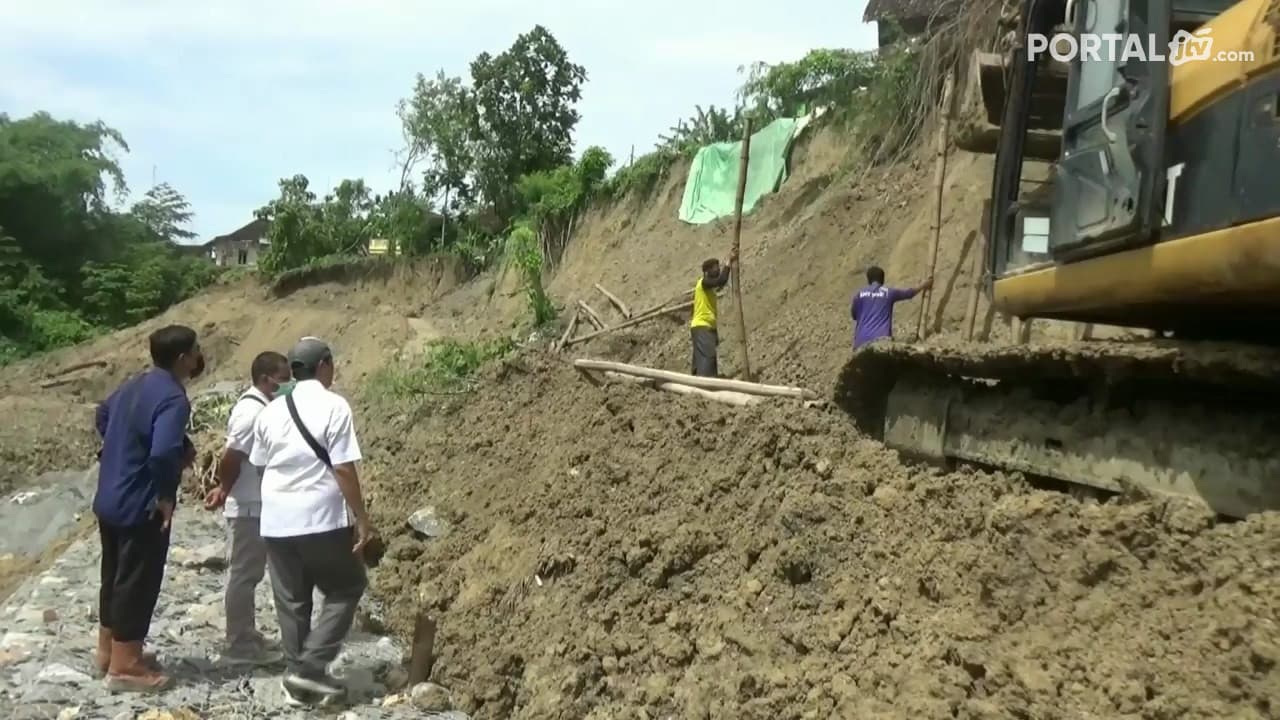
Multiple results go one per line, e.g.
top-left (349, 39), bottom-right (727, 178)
top-left (469, 25), bottom-right (587, 220)
top-left (130, 183), bottom-right (196, 243)
top-left (398, 71), bottom-right (475, 210)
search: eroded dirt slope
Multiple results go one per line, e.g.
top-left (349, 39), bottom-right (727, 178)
top-left (360, 355), bottom-right (1279, 719)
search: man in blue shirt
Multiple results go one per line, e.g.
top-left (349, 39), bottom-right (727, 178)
top-left (93, 324), bottom-right (204, 692)
top-left (851, 266), bottom-right (932, 349)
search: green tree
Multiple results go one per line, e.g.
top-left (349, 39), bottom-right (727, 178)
top-left (469, 25), bottom-right (587, 221)
top-left (256, 175), bottom-right (324, 274)
top-left (0, 113), bottom-right (218, 361)
top-left (737, 49), bottom-right (877, 120)
top-left (398, 71), bottom-right (475, 208)
top-left (130, 182), bottom-right (197, 243)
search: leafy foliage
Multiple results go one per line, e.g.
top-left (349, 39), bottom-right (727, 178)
top-left (0, 113), bottom-right (219, 363)
top-left (738, 49), bottom-right (878, 120)
top-left (507, 224), bottom-right (555, 326)
top-left (365, 337), bottom-right (515, 402)
top-left (470, 26), bottom-right (588, 220)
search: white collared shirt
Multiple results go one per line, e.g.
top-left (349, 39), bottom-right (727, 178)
top-left (223, 387), bottom-right (270, 518)
top-left (249, 379), bottom-right (362, 538)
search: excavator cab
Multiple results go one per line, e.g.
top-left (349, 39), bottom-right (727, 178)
top-left (990, 0), bottom-right (1173, 281)
top-left (976, 0), bottom-right (1280, 335)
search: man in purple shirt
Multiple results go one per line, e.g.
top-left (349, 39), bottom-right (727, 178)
top-left (851, 266), bottom-right (932, 349)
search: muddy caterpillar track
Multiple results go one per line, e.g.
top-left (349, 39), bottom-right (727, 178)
top-left (836, 339), bottom-right (1280, 518)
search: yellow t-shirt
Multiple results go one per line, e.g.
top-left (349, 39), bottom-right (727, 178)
top-left (691, 277), bottom-right (717, 329)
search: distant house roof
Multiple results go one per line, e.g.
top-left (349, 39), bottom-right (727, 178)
top-left (863, 0), bottom-right (961, 22)
top-left (202, 218), bottom-right (270, 249)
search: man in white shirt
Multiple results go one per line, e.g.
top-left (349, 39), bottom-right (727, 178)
top-left (204, 351), bottom-right (291, 666)
top-left (250, 337), bottom-right (379, 705)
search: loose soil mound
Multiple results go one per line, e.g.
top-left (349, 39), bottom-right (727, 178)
top-left (362, 354), bottom-right (1280, 719)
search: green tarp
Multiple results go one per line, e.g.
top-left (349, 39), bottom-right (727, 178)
top-left (678, 117), bottom-right (799, 225)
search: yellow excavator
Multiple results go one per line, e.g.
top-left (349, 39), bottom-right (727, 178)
top-left (840, 0), bottom-right (1280, 518)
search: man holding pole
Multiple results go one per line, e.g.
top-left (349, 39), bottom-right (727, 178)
top-left (852, 266), bottom-right (932, 349)
top-left (690, 251), bottom-right (737, 377)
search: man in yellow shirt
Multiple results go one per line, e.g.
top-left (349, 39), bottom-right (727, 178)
top-left (690, 253), bottom-right (735, 377)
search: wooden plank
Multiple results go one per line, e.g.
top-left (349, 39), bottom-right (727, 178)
top-left (574, 358), bottom-right (816, 399)
top-left (407, 611), bottom-right (437, 685)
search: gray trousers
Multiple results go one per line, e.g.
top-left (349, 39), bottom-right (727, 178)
top-left (225, 516), bottom-right (268, 651)
top-left (691, 327), bottom-right (719, 377)
top-left (264, 527), bottom-right (367, 679)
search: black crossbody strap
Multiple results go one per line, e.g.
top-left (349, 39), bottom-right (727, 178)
top-left (285, 393), bottom-right (332, 468)
top-left (238, 393), bottom-right (267, 408)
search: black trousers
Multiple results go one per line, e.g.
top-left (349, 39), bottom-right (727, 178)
top-left (98, 514), bottom-right (171, 643)
top-left (691, 327), bottom-right (719, 377)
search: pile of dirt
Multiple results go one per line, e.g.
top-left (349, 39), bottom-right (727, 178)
top-left (360, 354), bottom-right (1280, 720)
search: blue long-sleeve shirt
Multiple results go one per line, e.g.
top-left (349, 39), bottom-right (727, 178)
top-left (93, 369), bottom-right (192, 527)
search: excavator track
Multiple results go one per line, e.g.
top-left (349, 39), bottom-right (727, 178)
top-left (835, 340), bottom-right (1280, 518)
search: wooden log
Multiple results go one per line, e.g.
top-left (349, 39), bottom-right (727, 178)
top-left (593, 283), bottom-right (632, 318)
top-left (917, 70), bottom-right (955, 342)
top-left (407, 611), bottom-right (437, 685)
top-left (577, 300), bottom-right (607, 330)
top-left (554, 308), bottom-right (580, 353)
top-left (574, 358), bottom-right (816, 399)
top-left (601, 371), bottom-right (760, 407)
top-left (730, 117), bottom-right (755, 380)
top-left (564, 300), bottom-right (694, 347)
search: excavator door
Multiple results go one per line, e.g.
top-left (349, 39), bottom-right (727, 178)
top-left (1050, 0), bottom-right (1171, 257)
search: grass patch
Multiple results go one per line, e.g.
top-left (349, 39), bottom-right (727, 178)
top-left (365, 337), bottom-right (515, 402)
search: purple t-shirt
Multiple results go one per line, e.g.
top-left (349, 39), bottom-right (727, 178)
top-left (851, 282), bottom-right (917, 349)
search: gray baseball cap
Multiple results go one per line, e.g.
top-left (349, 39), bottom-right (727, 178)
top-left (288, 336), bottom-right (333, 373)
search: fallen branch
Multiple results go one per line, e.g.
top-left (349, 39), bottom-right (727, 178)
top-left (594, 283), bottom-right (632, 318)
top-left (574, 358), bottom-right (817, 399)
top-left (602, 371), bottom-right (760, 407)
top-left (564, 300), bottom-right (694, 348)
top-left (577, 300), bottom-right (607, 330)
top-left (47, 360), bottom-right (108, 378)
top-left (39, 378), bottom-right (79, 390)
top-left (554, 308), bottom-right (580, 353)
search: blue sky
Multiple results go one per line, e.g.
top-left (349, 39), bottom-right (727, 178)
top-left (0, 1), bottom-right (877, 242)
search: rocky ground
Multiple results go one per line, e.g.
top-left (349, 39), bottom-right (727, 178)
top-left (0, 503), bottom-right (468, 720)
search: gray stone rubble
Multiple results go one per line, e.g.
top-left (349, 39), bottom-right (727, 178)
top-left (0, 505), bottom-right (465, 719)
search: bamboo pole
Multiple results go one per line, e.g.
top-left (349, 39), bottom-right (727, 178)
top-left (602, 372), bottom-right (760, 407)
top-left (917, 71), bottom-right (955, 342)
top-left (962, 228), bottom-right (983, 342)
top-left (574, 358), bottom-right (815, 399)
top-left (554, 308), bottom-right (580, 353)
top-left (564, 301), bottom-right (694, 347)
top-left (593, 283), bottom-right (632, 318)
top-left (577, 300), bottom-right (606, 330)
top-left (634, 289), bottom-right (694, 318)
top-left (731, 117), bottom-right (754, 380)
